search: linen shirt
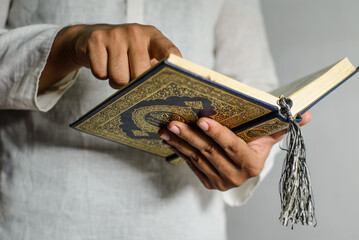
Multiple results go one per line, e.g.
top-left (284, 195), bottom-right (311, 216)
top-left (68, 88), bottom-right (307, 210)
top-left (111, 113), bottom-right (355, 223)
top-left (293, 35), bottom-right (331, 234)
top-left (0, 0), bottom-right (279, 239)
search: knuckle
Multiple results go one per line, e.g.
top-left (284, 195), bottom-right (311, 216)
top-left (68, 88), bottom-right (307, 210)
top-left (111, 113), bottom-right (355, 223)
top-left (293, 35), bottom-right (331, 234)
top-left (145, 24), bottom-right (159, 32)
top-left (246, 166), bottom-right (262, 178)
top-left (222, 168), bottom-right (242, 187)
top-left (88, 30), bottom-right (104, 45)
top-left (75, 45), bottom-right (88, 62)
top-left (144, 24), bottom-right (162, 38)
top-left (224, 141), bottom-right (238, 154)
top-left (202, 181), bottom-right (214, 190)
top-left (126, 23), bottom-right (143, 37)
top-left (188, 152), bottom-right (201, 163)
top-left (228, 176), bottom-right (242, 188)
top-left (169, 141), bottom-right (185, 152)
top-left (108, 28), bottom-right (122, 42)
top-left (216, 182), bottom-right (230, 192)
top-left (124, 24), bottom-right (150, 46)
top-left (180, 132), bottom-right (194, 143)
top-left (200, 144), bottom-right (215, 156)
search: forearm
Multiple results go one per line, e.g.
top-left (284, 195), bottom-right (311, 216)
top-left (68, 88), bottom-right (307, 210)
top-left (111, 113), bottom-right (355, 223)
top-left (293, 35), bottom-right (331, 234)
top-left (38, 25), bottom-right (84, 93)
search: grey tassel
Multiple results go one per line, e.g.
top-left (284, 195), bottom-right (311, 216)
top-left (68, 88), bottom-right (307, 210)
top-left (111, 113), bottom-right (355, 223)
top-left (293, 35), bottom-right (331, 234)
top-left (277, 96), bottom-right (317, 228)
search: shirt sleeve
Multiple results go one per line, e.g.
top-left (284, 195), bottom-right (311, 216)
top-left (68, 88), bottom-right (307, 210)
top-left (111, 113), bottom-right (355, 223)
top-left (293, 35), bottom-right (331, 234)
top-left (0, 0), bottom-right (77, 112)
top-left (214, 0), bottom-right (280, 206)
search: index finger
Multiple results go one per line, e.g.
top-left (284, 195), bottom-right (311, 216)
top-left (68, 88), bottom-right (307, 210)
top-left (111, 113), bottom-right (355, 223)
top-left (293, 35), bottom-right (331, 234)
top-left (149, 31), bottom-right (182, 60)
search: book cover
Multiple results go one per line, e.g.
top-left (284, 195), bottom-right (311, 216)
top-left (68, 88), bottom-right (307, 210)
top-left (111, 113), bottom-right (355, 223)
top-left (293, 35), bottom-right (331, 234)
top-left (70, 59), bottom-right (289, 160)
top-left (70, 55), bottom-right (357, 162)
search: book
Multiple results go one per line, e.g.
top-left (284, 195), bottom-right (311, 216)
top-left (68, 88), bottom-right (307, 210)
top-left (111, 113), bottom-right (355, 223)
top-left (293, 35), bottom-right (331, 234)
top-left (70, 54), bottom-right (358, 163)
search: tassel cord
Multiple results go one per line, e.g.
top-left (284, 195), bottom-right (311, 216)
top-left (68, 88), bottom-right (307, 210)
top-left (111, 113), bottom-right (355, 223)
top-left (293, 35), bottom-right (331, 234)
top-left (277, 96), bottom-right (317, 227)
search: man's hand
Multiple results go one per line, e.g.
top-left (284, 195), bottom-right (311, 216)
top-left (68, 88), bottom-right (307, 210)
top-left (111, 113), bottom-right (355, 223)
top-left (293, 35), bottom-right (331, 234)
top-left (39, 24), bottom-right (181, 92)
top-left (158, 112), bottom-right (312, 191)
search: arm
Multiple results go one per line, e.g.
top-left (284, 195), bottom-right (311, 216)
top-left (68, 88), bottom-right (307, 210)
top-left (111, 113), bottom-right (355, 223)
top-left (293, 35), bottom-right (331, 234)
top-left (0, 5), bottom-right (180, 111)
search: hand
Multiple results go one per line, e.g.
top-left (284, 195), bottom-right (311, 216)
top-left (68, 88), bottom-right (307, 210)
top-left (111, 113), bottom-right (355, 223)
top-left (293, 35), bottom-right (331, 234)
top-left (39, 24), bottom-right (181, 92)
top-left (158, 112), bottom-right (312, 191)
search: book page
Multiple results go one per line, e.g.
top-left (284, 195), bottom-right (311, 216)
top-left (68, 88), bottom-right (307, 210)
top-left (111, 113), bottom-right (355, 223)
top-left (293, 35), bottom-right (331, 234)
top-left (289, 58), bottom-right (356, 115)
top-left (269, 62), bottom-right (338, 97)
top-left (167, 54), bottom-right (279, 106)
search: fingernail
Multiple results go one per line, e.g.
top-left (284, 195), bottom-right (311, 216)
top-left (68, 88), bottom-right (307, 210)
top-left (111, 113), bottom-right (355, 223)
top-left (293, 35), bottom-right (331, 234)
top-left (169, 125), bottom-right (180, 135)
top-left (159, 133), bottom-right (170, 141)
top-left (198, 121), bottom-right (209, 132)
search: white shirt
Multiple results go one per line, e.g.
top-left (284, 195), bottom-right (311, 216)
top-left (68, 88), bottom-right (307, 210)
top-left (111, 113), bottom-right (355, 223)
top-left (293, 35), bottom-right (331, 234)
top-left (0, 0), bottom-right (278, 239)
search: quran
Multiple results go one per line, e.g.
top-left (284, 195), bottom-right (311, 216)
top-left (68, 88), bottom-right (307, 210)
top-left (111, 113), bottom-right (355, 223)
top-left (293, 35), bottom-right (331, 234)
top-left (70, 54), bottom-right (358, 163)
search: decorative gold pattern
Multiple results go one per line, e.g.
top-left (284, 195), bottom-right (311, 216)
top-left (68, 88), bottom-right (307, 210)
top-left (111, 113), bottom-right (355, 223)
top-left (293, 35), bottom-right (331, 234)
top-left (236, 118), bottom-right (289, 142)
top-left (132, 130), bottom-right (149, 137)
top-left (75, 67), bottom-right (274, 157)
top-left (132, 105), bottom-right (197, 133)
top-left (184, 101), bottom-right (204, 109)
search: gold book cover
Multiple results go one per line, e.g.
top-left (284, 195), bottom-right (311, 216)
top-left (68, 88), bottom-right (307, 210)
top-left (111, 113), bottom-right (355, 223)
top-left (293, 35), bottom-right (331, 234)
top-left (70, 55), bottom-right (357, 162)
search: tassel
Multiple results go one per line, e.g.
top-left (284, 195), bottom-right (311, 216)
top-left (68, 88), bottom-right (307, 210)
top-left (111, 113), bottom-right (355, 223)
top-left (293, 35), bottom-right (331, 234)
top-left (277, 96), bottom-right (317, 228)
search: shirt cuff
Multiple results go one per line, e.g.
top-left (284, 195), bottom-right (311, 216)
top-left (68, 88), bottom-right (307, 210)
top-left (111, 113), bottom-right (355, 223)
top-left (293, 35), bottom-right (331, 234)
top-left (36, 70), bottom-right (78, 112)
top-left (222, 142), bottom-right (280, 206)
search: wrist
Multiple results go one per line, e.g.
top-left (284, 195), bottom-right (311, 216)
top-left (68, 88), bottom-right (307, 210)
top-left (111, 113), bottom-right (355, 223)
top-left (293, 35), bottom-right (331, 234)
top-left (38, 25), bottom-right (87, 93)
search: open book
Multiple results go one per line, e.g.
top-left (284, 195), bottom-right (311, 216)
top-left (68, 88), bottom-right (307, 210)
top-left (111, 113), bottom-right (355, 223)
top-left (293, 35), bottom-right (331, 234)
top-left (70, 54), bottom-right (357, 162)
